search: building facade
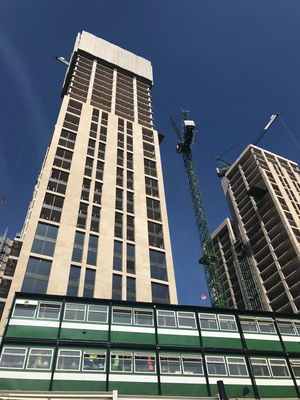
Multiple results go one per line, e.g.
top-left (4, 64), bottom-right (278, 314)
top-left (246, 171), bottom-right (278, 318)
top-left (0, 31), bottom-right (177, 335)
top-left (1, 292), bottom-right (300, 399)
top-left (212, 145), bottom-right (300, 314)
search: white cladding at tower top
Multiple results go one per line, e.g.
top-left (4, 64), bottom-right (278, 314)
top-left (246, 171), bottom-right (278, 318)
top-left (72, 31), bottom-right (153, 83)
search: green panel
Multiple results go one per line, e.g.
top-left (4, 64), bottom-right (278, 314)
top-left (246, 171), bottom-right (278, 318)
top-left (202, 337), bottom-right (243, 349)
top-left (109, 381), bottom-right (158, 395)
top-left (111, 331), bottom-right (155, 345)
top-left (257, 384), bottom-right (297, 398)
top-left (52, 380), bottom-right (106, 391)
top-left (246, 339), bottom-right (282, 351)
top-left (0, 378), bottom-right (50, 391)
top-left (158, 334), bottom-right (200, 347)
top-left (6, 325), bottom-right (58, 339)
top-left (161, 383), bottom-right (207, 397)
top-left (60, 328), bottom-right (108, 342)
top-left (283, 341), bottom-right (300, 352)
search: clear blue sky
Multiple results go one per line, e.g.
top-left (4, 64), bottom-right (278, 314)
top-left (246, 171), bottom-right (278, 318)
top-left (1, 0), bottom-right (300, 306)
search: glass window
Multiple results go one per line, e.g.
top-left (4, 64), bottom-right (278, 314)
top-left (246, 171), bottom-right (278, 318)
top-left (31, 223), bottom-right (58, 257)
top-left (0, 348), bottom-right (27, 369)
top-left (87, 235), bottom-right (98, 266)
top-left (114, 212), bottom-right (123, 239)
top-left (227, 357), bottom-right (248, 376)
top-left (87, 305), bottom-right (108, 323)
top-left (111, 352), bottom-right (132, 372)
top-left (72, 231), bottom-right (85, 263)
top-left (83, 268), bottom-right (95, 298)
top-left (127, 244), bottom-right (135, 274)
top-left (127, 277), bottom-right (136, 301)
top-left (240, 317), bottom-right (258, 332)
top-left (294, 322), bottom-right (300, 335)
top-left (13, 303), bottom-right (36, 318)
top-left (148, 221), bottom-right (164, 249)
top-left (250, 358), bottom-right (270, 377)
top-left (135, 353), bottom-right (156, 373)
top-left (83, 351), bottom-right (105, 371)
top-left (38, 303), bottom-right (60, 319)
top-left (199, 314), bottom-right (218, 330)
top-left (157, 310), bottom-right (176, 327)
top-left (277, 320), bottom-right (295, 335)
top-left (206, 356), bottom-right (227, 375)
top-left (113, 308), bottom-right (132, 325)
top-left (113, 241), bottom-right (122, 271)
top-left (218, 315), bottom-right (237, 331)
top-left (182, 356), bottom-right (203, 375)
top-left (112, 274), bottom-right (122, 300)
top-left (257, 318), bottom-right (276, 334)
top-left (64, 303), bottom-right (85, 321)
top-left (134, 310), bottom-right (153, 326)
top-left (67, 265), bottom-right (81, 296)
top-left (177, 312), bottom-right (196, 329)
top-left (290, 360), bottom-right (300, 377)
top-left (160, 355), bottom-right (181, 374)
top-left (150, 250), bottom-right (167, 281)
top-left (269, 359), bottom-right (290, 377)
top-left (21, 257), bottom-right (52, 294)
top-left (47, 168), bottom-right (69, 195)
top-left (151, 282), bottom-right (170, 304)
top-left (56, 350), bottom-right (81, 370)
top-left (27, 349), bottom-right (53, 370)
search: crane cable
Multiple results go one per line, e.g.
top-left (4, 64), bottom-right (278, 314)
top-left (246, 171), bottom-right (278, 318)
top-left (279, 115), bottom-right (300, 152)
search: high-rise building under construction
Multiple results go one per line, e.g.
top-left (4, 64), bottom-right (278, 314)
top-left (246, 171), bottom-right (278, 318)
top-left (212, 144), bottom-right (300, 314)
top-left (0, 31), bottom-right (177, 334)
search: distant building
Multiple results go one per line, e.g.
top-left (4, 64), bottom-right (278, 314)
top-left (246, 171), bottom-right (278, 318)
top-left (0, 31), bottom-right (177, 335)
top-left (212, 145), bottom-right (300, 313)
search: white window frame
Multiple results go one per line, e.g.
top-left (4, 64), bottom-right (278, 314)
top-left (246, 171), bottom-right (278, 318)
top-left (293, 321), bottom-right (300, 335)
top-left (56, 349), bottom-right (81, 371)
top-left (159, 354), bottom-right (181, 374)
top-left (134, 352), bottom-right (156, 374)
top-left (82, 351), bottom-right (106, 372)
top-left (0, 347), bottom-right (27, 369)
top-left (12, 300), bottom-right (38, 319)
top-left (290, 360), bottom-right (300, 377)
top-left (268, 358), bottom-right (290, 378)
top-left (226, 357), bottom-right (248, 377)
top-left (206, 356), bottom-right (227, 376)
top-left (110, 351), bottom-right (133, 373)
top-left (134, 309), bottom-right (154, 326)
top-left (87, 305), bottom-right (108, 323)
top-left (250, 358), bottom-right (271, 377)
top-left (37, 302), bottom-right (61, 320)
top-left (218, 315), bottom-right (237, 331)
top-left (199, 313), bottom-right (218, 330)
top-left (157, 310), bottom-right (176, 328)
top-left (239, 317), bottom-right (258, 333)
top-left (26, 348), bottom-right (53, 370)
top-left (257, 318), bottom-right (276, 334)
top-left (112, 307), bottom-right (132, 325)
top-left (63, 303), bottom-right (86, 322)
top-left (177, 312), bottom-right (197, 329)
top-left (182, 355), bottom-right (203, 375)
top-left (276, 319), bottom-right (296, 335)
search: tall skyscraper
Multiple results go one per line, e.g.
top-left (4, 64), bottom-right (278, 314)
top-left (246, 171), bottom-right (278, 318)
top-left (0, 31), bottom-right (177, 334)
top-left (212, 144), bottom-right (300, 314)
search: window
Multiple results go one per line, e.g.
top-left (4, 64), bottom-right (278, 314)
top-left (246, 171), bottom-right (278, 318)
top-left (40, 193), bottom-right (64, 223)
top-left (113, 308), bottom-right (132, 324)
top-left (145, 177), bottom-right (159, 198)
top-left (199, 314), bottom-right (218, 330)
top-left (98, 142), bottom-right (106, 160)
top-left (116, 167), bottom-right (123, 187)
top-left (127, 170), bottom-right (134, 190)
top-left (116, 188), bottom-right (123, 210)
top-left (127, 191), bottom-right (134, 214)
top-left (144, 159), bottom-right (157, 177)
top-left (93, 182), bottom-right (102, 205)
top-left (67, 99), bottom-right (82, 116)
top-left (83, 268), bottom-right (95, 298)
top-left (87, 139), bottom-right (96, 156)
top-left (127, 136), bottom-right (133, 151)
top-left (118, 118), bottom-right (124, 132)
top-left (294, 322), bottom-right (300, 335)
top-left (111, 352), bottom-right (132, 372)
top-left (38, 302), bottom-right (60, 319)
top-left (218, 315), bottom-right (237, 331)
top-left (182, 356), bottom-right (203, 375)
top-left (127, 244), bottom-right (135, 274)
top-left (91, 206), bottom-right (101, 232)
top-left (150, 250), bottom-right (167, 281)
top-left (13, 301), bottom-right (37, 318)
top-left (96, 160), bottom-right (104, 180)
top-left (59, 129), bottom-right (76, 150)
top-left (77, 203), bottom-right (88, 229)
top-left (87, 305), bottom-right (108, 323)
top-left (152, 282), bottom-right (170, 304)
top-left (0, 348), bottom-right (27, 369)
top-left (134, 309), bottom-right (153, 326)
top-left (56, 350), bottom-right (81, 370)
top-left (21, 257), bottom-right (52, 294)
top-left (160, 355), bottom-right (181, 374)
top-left (81, 178), bottom-right (91, 201)
top-left (257, 318), bottom-right (276, 333)
top-left (127, 277), bottom-right (136, 301)
top-left (177, 312), bottom-right (196, 329)
top-left (92, 108), bottom-right (99, 122)
top-left (112, 274), bottom-right (122, 300)
top-left (90, 122), bottom-right (98, 138)
top-left (148, 222), bottom-right (164, 249)
top-left (291, 360), bottom-right (300, 377)
top-left (127, 152), bottom-right (133, 169)
top-left (72, 231), bottom-right (85, 263)
top-left (135, 354), bottom-right (155, 373)
top-left (53, 147), bottom-right (73, 170)
top-left (113, 241), bottom-right (122, 271)
top-left (64, 304), bottom-right (85, 321)
top-left (157, 310), bottom-right (176, 327)
top-left (206, 356), bottom-right (227, 375)
top-left (142, 128), bottom-right (153, 143)
top-left (47, 168), bottom-right (69, 194)
top-left (63, 113), bottom-right (79, 132)
top-left (227, 357), bottom-right (248, 376)
top-left (31, 223), bottom-right (58, 257)
top-left (277, 320), bottom-right (295, 335)
top-left (118, 132), bottom-right (124, 148)
top-left (240, 317), bottom-right (258, 332)
top-left (100, 126), bottom-right (107, 142)
top-left (101, 112), bottom-right (108, 126)
top-left (84, 157), bottom-right (93, 177)
top-left (143, 142), bottom-right (155, 159)
top-left (117, 149), bottom-right (124, 166)
top-left (83, 351), bottom-right (105, 371)
top-left (127, 216), bottom-right (134, 241)
top-left (27, 349), bottom-right (53, 370)
top-left (87, 235), bottom-right (98, 266)
top-left (114, 212), bottom-right (123, 238)
top-left (67, 265), bottom-right (81, 296)
top-left (147, 198), bottom-right (161, 221)
top-left (250, 358), bottom-right (270, 377)
top-left (127, 121), bottom-right (133, 135)
top-left (269, 359), bottom-right (290, 377)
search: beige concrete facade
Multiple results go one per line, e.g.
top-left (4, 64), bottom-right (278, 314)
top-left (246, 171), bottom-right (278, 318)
top-left (212, 145), bottom-right (300, 313)
top-left (0, 33), bottom-right (177, 335)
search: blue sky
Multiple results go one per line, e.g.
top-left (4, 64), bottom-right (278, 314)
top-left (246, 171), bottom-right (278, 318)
top-left (1, 1), bottom-right (300, 306)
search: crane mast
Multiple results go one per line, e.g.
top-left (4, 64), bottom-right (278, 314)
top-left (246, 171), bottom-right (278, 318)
top-left (169, 112), bottom-right (229, 308)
